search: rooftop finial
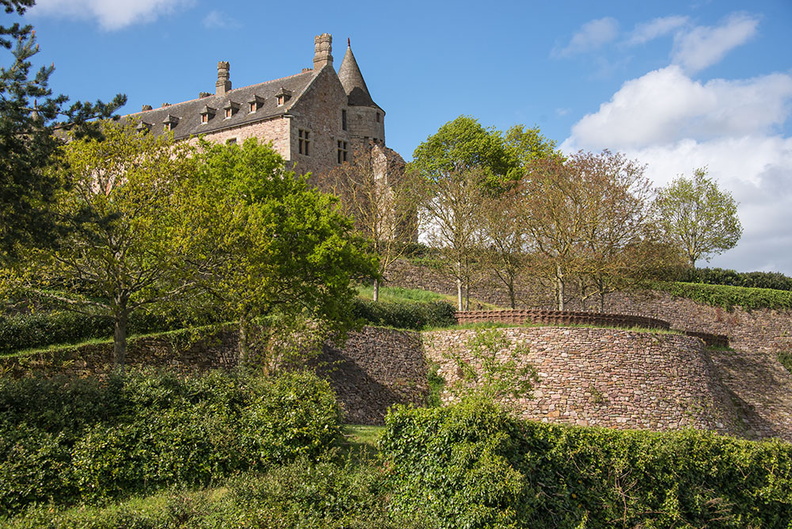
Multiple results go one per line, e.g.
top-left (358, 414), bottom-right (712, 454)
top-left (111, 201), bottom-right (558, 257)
top-left (347, 37), bottom-right (351, 48)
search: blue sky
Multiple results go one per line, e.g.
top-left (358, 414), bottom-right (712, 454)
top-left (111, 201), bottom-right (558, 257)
top-left (14, 0), bottom-right (792, 275)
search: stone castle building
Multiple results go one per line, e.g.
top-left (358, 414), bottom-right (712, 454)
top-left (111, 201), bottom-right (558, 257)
top-left (128, 33), bottom-right (401, 178)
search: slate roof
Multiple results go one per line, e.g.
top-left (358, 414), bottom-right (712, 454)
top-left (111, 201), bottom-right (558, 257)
top-left (338, 44), bottom-right (378, 108)
top-left (126, 69), bottom-right (317, 141)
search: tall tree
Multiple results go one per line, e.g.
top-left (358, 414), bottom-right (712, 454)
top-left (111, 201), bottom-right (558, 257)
top-left (324, 143), bottom-right (417, 302)
top-left (572, 150), bottom-right (653, 311)
top-left (653, 168), bottom-right (742, 268)
top-left (0, 1), bottom-right (125, 261)
top-left (182, 139), bottom-right (378, 370)
top-left (18, 121), bottom-right (195, 369)
top-left (521, 156), bottom-right (587, 310)
top-left (411, 116), bottom-right (518, 310)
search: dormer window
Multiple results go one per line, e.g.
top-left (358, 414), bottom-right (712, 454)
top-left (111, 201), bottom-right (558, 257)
top-left (248, 95), bottom-right (265, 113)
top-left (223, 101), bottom-right (240, 118)
top-left (163, 114), bottom-right (179, 131)
top-left (275, 88), bottom-right (292, 106)
top-left (136, 121), bottom-right (152, 134)
top-left (199, 105), bottom-right (217, 124)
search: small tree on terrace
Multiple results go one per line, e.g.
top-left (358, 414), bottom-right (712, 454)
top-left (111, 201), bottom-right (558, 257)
top-left (477, 186), bottom-right (528, 309)
top-left (572, 150), bottom-right (653, 311)
top-left (324, 143), bottom-right (418, 302)
top-left (522, 156), bottom-right (587, 310)
top-left (653, 168), bottom-right (742, 268)
top-left (411, 116), bottom-right (518, 310)
top-left (17, 120), bottom-right (195, 369)
top-left (181, 139), bottom-right (378, 371)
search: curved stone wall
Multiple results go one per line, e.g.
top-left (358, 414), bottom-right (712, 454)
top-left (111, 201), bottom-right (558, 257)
top-left (424, 327), bottom-right (742, 435)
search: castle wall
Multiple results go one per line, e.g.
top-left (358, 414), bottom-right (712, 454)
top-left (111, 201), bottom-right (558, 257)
top-left (287, 66), bottom-right (351, 177)
top-left (188, 117), bottom-right (292, 159)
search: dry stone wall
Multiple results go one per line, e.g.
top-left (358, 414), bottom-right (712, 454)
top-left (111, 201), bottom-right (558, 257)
top-left (424, 327), bottom-right (744, 436)
top-left (3, 317), bottom-right (789, 439)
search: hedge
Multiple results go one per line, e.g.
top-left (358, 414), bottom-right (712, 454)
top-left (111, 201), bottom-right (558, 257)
top-left (0, 309), bottom-right (210, 356)
top-left (381, 401), bottom-right (792, 528)
top-left (351, 298), bottom-right (456, 330)
top-left (680, 267), bottom-right (792, 291)
top-left (0, 370), bottom-right (342, 515)
top-left (655, 281), bottom-right (792, 311)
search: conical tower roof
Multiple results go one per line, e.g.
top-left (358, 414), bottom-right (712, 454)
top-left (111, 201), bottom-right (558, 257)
top-left (338, 40), bottom-right (377, 107)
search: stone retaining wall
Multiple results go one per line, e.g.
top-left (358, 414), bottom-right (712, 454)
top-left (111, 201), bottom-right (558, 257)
top-left (424, 327), bottom-right (744, 436)
top-left (2, 319), bottom-right (788, 439)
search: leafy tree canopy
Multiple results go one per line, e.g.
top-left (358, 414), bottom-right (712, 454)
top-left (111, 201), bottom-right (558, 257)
top-left (411, 115), bottom-right (519, 188)
top-left (653, 168), bottom-right (742, 268)
top-left (182, 139), bottom-right (379, 369)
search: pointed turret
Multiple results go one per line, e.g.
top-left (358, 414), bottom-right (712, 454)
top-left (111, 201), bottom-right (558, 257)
top-left (338, 39), bottom-right (376, 107)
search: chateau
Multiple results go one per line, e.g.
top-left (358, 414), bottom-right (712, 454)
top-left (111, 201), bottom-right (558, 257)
top-left (128, 33), bottom-right (399, 178)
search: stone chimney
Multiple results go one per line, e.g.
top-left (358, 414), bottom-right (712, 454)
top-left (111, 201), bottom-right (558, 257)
top-left (216, 61), bottom-right (231, 95)
top-left (313, 34), bottom-right (333, 70)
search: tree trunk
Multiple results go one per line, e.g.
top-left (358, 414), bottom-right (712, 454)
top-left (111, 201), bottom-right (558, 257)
top-left (113, 309), bottom-right (129, 371)
top-left (456, 260), bottom-right (463, 311)
top-left (238, 315), bottom-right (251, 368)
top-left (373, 277), bottom-right (380, 302)
top-left (555, 264), bottom-right (565, 311)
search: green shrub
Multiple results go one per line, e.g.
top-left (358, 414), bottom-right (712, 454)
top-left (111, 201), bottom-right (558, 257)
top-left (0, 370), bottom-right (342, 515)
top-left (680, 267), bottom-right (792, 291)
top-left (381, 402), bottom-right (792, 529)
top-left (352, 298), bottom-right (456, 330)
top-left (655, 281), bottom-right (792, 311)
top-left (778, 352), bottom-right (792, 374)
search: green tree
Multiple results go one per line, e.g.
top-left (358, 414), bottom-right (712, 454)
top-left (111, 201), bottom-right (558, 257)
top-left (182, 139), bottom-right (378, 370)
top-left (0, 1), bottom-right (125, 262)
top-left (17, 120), bottom-right (195, 369)
top-left (411, 116), bottom-right (518, 310)
top-left (653, 168), bottom-right (742, 268)
top-left (504, 124), bottom-right (561, 169)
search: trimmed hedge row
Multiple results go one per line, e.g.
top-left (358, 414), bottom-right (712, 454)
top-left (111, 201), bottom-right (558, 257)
top-left (0, 299), bottom-right (456, 356)
top-left (680, 267), bottom-right (792, 291)
top-left (381, 401), bottom-right (792, 528)
top-left (0, 310), bottom-right (206, 356)
top-left (655, 281), bottom-right (792, 311)
top-left (0, 370), bottom-right (342, 516)
top-left (352, 299), bottom-right (456, 330)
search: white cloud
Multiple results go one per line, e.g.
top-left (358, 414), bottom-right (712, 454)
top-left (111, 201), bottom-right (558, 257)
top-left (671, 13), bottom-right (759, 73)
top-left (615, 137), bottom-right (792, 273)
top-left (553, 17), bottom-right (619, 58)
top-left (627, 15), bottom-right (689, 45)
top-left (203, 10), bottom-right (240, 30)
top-left (31, 0), bottom-right (194, 30)
top-left (563, 12), bottom-right (792, 274)
top-left (567, 66), bottom-right (792, 150)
